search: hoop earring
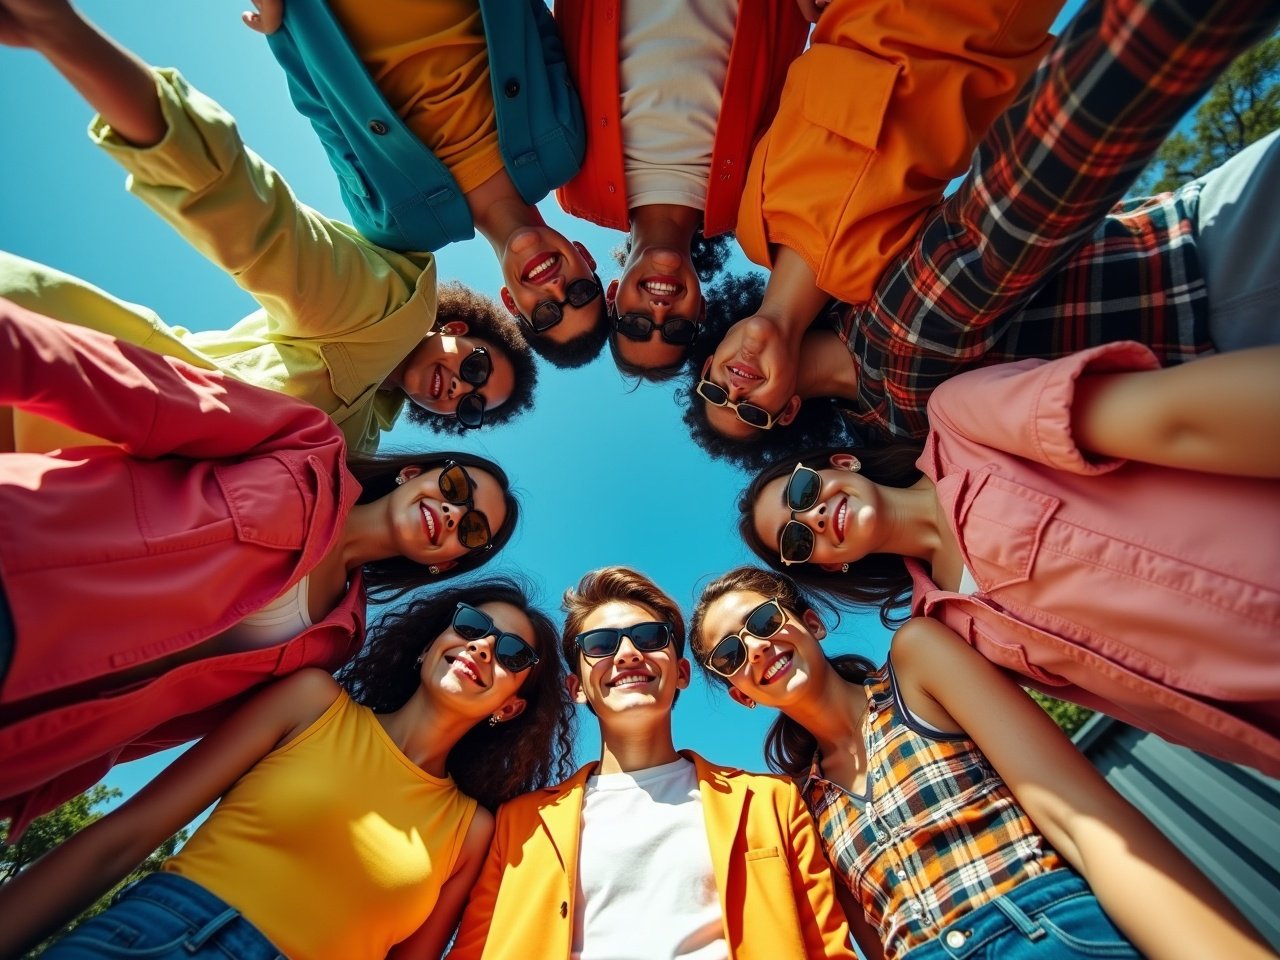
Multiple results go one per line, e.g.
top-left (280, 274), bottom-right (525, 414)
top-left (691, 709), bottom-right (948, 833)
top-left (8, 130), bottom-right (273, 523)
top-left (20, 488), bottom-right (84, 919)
top-left (428, 565), bottom-right (440, 575)
top-left (841, 563), bottom-right (849, 573)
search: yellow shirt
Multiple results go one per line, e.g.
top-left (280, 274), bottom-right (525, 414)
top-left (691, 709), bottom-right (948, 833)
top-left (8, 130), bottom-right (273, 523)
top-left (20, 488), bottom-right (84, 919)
top-left (331, 0), bottom-right (505, 193)
top-left (166, 690), bottom-right (477, 960)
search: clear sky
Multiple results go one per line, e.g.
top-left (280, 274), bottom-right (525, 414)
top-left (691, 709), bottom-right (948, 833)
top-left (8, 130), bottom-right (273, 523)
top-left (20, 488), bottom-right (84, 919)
top-left (0, 0), bottom-right (1083, 807)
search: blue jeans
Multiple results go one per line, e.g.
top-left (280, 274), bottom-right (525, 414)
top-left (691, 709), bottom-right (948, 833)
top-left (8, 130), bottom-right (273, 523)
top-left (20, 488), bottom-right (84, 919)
top-left (44, 873), bottom-right (285, 959)
top-left (903, 870), bottom-right (1139, 960)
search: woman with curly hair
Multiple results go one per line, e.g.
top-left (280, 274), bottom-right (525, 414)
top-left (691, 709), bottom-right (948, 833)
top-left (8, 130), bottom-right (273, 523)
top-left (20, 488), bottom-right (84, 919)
top-left (0, 301), bottom-right (520, 839)
top-left (738, 343), bottom-right (1280, 776)
top-left (0, 578), bottom-right (574, 960)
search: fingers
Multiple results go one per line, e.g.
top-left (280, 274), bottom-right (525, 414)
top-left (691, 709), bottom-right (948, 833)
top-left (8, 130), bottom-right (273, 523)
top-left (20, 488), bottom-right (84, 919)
top-left (240, 0), bottom-right (282, 35)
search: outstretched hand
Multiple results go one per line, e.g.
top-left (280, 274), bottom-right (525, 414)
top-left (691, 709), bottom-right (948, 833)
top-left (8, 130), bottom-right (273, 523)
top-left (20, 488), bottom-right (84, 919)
top-left (241, 0), bottom-right (283, 36)
top-left (0, 0), bottom-right (75, 49)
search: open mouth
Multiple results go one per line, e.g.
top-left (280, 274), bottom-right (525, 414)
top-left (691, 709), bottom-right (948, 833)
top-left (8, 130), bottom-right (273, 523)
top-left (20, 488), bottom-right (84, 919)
top-left (446, 654), bottom-right (485, 686)
top-left (761, 651), bottom-right (793, 684)
top-left (609, 672), bottom-right (656, 689)
top-left (430, 365), bottom-right (444, 401)
top-left (725, 362), bottom-right (764, 388)
top-left (522, 253), bottom-right (561, 284)
top-left (639, 276), bottom-right (682, 300)
top-left (833, 497), bottom-right (848, 544)
top-left (420, 502), bottom-right (440, 545)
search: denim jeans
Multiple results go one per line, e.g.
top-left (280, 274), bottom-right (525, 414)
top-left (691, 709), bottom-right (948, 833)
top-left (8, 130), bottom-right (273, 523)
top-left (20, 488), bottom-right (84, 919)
top-left (44, 872), bottom-right (285, 959)
top-left (903, 870), bottom-right (1139, 960)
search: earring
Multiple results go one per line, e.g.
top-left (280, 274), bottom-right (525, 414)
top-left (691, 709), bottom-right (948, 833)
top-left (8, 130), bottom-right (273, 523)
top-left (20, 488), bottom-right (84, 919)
top-left (744, 699), bottom-right (756, 710)
top-left (488, 714), bottom-right (501, 727)
top-left (841, 563), bottom-right (849, 573)
top-left (428, 565), bottom-right (440, 575)
top-left (395, 475), bottom-right (406, 486)
top-left (414, 654), bottom-right (424, 668)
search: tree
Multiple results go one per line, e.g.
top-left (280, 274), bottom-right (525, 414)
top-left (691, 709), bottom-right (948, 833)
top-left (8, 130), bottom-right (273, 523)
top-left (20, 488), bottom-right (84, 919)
top-left (1, 787), bottom-right (187, 957)
top-left (1028, 690), bottom-right (1094, 739)
top-left (1138, 33), bottom-right (1280, 193)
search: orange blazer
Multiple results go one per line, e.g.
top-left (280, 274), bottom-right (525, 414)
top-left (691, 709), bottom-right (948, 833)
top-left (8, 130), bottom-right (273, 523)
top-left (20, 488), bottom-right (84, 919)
top-left (449, 751), bottom-right (856, 959)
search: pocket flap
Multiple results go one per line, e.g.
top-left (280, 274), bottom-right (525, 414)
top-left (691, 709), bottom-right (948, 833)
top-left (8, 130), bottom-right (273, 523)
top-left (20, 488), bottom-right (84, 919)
top-left (960, 472), bottom-right (1059, 590)
top-left (799, 44), bottom-right (900, 148)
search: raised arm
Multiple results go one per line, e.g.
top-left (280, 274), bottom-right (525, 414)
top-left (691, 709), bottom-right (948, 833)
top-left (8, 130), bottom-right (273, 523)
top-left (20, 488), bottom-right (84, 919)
top-left (891, 618), bottom-right (1274, 960)
top-left (0, 670), bottom-right (341, 959)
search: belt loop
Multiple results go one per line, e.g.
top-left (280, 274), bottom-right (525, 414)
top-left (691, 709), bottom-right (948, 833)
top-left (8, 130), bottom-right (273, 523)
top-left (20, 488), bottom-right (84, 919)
top-left (991, 892), bottom-right (1046, 941)
top-left (184, 907), bottom-right (240, 950)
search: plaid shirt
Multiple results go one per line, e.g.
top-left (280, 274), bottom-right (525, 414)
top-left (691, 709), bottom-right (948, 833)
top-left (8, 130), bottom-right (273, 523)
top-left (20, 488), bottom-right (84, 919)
top-left (830, 0), bottom-right (1280, 441)
top-left (802, 667), bottom-right (1062, 960)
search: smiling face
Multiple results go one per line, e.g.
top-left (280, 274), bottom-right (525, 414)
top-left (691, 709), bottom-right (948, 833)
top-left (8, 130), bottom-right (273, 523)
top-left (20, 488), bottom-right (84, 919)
top-left (567, 600), bottom-right (689, 730)
top-left (700, 315), bottom-right (802, 439)
top-left (610, 246), bottom-right (704, 371)
top-left (693, 589), bottom-right (827, 711)
top-left (389, 464), bottom-right (508, 569)
top-left (422, 600), bottom-right (536, 722)
top-left (499, 227), bottom-right (604, 345)
top-left (751, 457), bottom-right (884, 569)
top-left (397, 329), bottom-right (515, 422)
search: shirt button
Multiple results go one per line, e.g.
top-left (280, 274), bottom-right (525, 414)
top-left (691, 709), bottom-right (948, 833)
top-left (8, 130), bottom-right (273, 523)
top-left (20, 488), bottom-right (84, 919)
top-left (504, 79), bottom-right (521, 98)
top-left (368, 119), bottom-right (388, 135)
top-left (945, 930), bottom-right (967, 948)
top-left (908, 901), bottom-right (922, 915)
top-left (896, 870), bottom-right (908, 882)
top-left (874, 771), bottom-right (883, 781)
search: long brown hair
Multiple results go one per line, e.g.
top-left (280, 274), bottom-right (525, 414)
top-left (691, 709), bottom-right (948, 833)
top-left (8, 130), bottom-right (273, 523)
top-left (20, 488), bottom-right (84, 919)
top-left (345, 450), bottom-right (519, 603)
top-left (738, 444), bottom-right (924, 627)
top-left (338, 577), bottom-right (575, 809)
top-left (690, 566), bottom-right (877, 779)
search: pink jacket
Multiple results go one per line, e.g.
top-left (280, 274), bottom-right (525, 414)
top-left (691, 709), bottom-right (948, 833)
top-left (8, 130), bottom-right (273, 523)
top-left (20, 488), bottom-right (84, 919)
top-left (911, 341), bottom-right (1280, 775)
top-left (0, 300), bottom-right (363, 835)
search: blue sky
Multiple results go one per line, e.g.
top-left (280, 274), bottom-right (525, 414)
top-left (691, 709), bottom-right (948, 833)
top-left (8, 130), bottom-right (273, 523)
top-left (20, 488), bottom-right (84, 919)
top-left (0, 0), bottom-right (1082, 807)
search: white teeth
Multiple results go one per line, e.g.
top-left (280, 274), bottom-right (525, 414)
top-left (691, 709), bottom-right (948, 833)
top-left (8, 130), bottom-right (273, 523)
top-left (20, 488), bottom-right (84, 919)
top-left (835, 499), bottom-right (847, 538)
top-left (612, 674), bottom-right (652, 687)
top-left (643, 281), bottom-right (678, 296)
top-left (763, 653), bottom-right (792, 681)
top-left (526, 255), bottom-right (556, 280)
top-left (421, 503), bottom-right (437, 541)
top-left (727, 364), bottom-right (761, 380)
top-left (432, 367), bottom-right (442, 399)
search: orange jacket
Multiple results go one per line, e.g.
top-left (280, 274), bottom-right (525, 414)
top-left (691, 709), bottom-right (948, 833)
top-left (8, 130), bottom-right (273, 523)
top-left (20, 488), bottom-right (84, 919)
top-left (553, 0), bottom-right (809, 237)
top-left (449, 752), bottom-right (857, 960)
top-left (737, 0), bottom-right (1060, 303)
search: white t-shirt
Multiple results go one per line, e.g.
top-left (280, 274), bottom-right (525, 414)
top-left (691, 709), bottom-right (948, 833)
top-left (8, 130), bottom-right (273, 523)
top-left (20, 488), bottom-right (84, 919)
top-left (619, 0), bottom-right (738, 212)
top-left (573, 757), bottom-right (727, 960)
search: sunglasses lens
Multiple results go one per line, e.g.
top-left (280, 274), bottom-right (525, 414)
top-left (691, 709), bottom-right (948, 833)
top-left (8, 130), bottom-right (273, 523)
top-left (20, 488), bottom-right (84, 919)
top-left (438, 464), bottom-right (471, 503)
top-left (496, 634), bottom-right (538, 673)
top-left (696, 380), bottom-right (729, 406)
top-left (736, 403), bottom-right (772, 429)
top-left (746, 601), bottom-right (785, 640)
top-left (628, 622), bottom-right (671, 651)
top-left (615, 313), bottom-right (653, 341)
top-left (457, 511), bottom-right (492, 551)
top-left (453, 603), bottom-right (491, 641)
top-left (779, 520), bottom-right (815, 564)
top-left (707, 636), bottom-right (748, 678)
top-left (455, 394), bottom-right (485, 429)
top-left (786, 466), bottom-right (822, 512)
top-left (568, 277), bottom-right (602, 308)
top-left (459, 349), bottom-right (490, 387)
top-left (576, 628), bottom-right (621, 659)
top-left (661, 318), bottom-right (696, 345)
top-left (531, 301), bottom-right (562, 332)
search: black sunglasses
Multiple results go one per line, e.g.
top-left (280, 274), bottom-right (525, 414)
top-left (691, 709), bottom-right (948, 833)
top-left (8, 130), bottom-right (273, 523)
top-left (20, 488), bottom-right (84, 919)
top-left (575, 621), bottom-right (673, 659)
top-left (452, 602), bottom-right (540, 673)
top-left (437, 461), bottom-right (494, 552)
top-left (695, 379), bottom-right (779, 430)
top-left (524, 275), bottom-right (603, 334)
top-left (777, 463), bottom-right (823, 565)
top-left (704, 598), bottom-right (786, 679)
top-left (614, 312), bottom-right (697, 346)
top-left (454, 347), bottom-right (492, 430)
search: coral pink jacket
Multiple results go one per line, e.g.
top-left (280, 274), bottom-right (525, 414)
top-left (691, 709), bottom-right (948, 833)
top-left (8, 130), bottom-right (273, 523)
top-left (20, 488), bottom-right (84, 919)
top-left (910, 342), bottom-right (1280, 775)
top-left (552, 0), bottom-right (808, 237)
top-left (0, 301), bottom-right (363, 835)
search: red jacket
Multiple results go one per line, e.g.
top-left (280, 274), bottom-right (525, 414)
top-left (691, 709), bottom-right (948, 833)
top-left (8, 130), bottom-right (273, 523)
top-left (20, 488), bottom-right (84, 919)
top-left (553, 0), bottom-right (808, 237)
top-left (0, 300), bottom-right (363, 835)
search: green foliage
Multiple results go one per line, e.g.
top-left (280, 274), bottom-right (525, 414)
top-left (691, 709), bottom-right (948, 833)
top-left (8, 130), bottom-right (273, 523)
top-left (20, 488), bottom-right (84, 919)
top-left (1, 788), bottom-right (187, 957)
top-left (1138, 33), bottom-right (1280, 193)
top-left (1028, 690), bottom-right (1094, 739)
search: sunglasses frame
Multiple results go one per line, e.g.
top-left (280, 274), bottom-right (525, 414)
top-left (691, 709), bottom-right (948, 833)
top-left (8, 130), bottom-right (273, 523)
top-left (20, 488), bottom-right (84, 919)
top-left (451, 602), bottom-right (540, 674)
top-left (453, 347), bottom-right (492, 430)
top-left (574, 620), bottom-right (674, 660)
top-left (703, 598), bottom-right (787, 679)
top-left (694, 378), bottom-right (780, 431)
top-left (437, 461), bottom-right (494, 553)
top-left (523, 274), bottom-right (604, 334)
top-left (613, 311), bottom-right (697, 346)
top-left (778, 463), bottom-right (823, 566)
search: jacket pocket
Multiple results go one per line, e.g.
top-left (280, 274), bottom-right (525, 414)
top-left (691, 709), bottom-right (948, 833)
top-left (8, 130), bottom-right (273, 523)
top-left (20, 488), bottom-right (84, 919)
top-left (215, 457), bottom-right (307, 550)
top-left (745, 846), bottom-right (781, 862)
top-left (798, 43), bottom-right (900, 149)
top-left (959, 611), bottom-right (1071, 688)
top-left (960, 471), bottom-right (1060, 590)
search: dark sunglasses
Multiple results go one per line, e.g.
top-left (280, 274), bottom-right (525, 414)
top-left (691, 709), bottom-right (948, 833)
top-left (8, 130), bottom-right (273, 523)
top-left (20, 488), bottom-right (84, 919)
top-left (614, 312), bottom-right (697, 346)
top-left (703, 598), bottom-right (786, 679)
top-left (437, 461), bottom-right (494, 552)
top-left (695, 379), bottom-right (779, 430)
top-left (451, 602), bottom-right (540, 673)
top-left (454, 348), bottom-right (492, 430)
top-left (777, 463), bottom-right (823, 565)
top-left (574, 620), bottom-right (673, 659)
top-left (524, 275), bottom-right (603, 334)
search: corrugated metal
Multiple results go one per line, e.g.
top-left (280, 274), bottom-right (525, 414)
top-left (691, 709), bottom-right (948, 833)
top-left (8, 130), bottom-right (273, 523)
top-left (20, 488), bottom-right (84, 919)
top-left (1074, 714), bottom-right (1280, 950)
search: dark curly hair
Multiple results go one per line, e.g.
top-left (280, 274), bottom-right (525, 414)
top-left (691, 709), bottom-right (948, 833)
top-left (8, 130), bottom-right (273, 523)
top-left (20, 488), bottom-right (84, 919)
top-left (402, 282), bottom-right (538, 434)
top-left (676, 271), bottom-right (851, 472)
top-left (520, 280), bottom-right (610, 370)
top-left (346, 450), bottom-right (520, 603)
top-left (689, 566), bottom-right (877, 778)
top-left (737, 445), bottom-right (925, 628)
top-left (338, 577), bottom-right (576, 809)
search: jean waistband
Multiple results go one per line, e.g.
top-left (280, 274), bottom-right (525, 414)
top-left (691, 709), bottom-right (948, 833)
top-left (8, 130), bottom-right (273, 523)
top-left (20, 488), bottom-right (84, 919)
top-left (120, 873), bottom-right (281, 954)
top-left (930, 869), bottom-right (1094, 959)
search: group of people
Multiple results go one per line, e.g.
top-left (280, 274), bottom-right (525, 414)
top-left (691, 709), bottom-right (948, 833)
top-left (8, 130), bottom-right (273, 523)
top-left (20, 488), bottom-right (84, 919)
top-left (0, 0), bottom-right (1278, 956)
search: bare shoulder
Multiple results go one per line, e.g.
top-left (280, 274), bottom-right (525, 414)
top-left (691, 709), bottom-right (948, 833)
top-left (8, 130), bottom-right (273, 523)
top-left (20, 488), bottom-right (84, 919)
top-left (460, 805), bottom-right (495, 859)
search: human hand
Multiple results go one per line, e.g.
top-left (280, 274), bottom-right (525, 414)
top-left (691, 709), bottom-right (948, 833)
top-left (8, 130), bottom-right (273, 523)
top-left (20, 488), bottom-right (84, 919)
top-left (794, 0), bottom-right (831, 23)
top-left (0, 0), bottom-right (77, 50)
top-left (241, 0), bottom-right (282, 36)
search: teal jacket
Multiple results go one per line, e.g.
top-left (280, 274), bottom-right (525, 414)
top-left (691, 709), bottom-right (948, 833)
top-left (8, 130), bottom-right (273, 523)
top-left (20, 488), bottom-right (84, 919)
top-left (267, 0), bottom-right (585, 252)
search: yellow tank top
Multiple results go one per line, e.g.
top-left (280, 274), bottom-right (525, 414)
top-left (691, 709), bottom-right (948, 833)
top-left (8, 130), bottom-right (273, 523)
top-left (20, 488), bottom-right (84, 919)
top-left (329, 0), bottom-right (504, 193)
top-left (165, 690), bottom-right (477, 960)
